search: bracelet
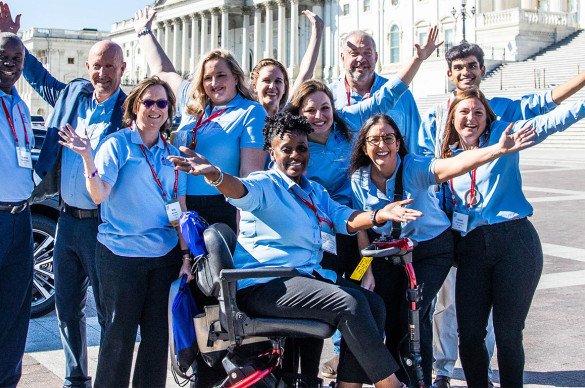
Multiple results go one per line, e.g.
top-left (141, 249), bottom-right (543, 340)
top-left (137, 28), bottom-right (152, 38)
top-left (204, 167), bottom-right (224, 187)
top-left (370, 209), bottom-right (387, 227)
top-left (86, 170), bottom-right (99, 179)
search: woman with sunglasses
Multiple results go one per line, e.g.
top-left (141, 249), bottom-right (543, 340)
top-left (439, 88), bottom-right (585, 387)
top-left (58, 76), bottom-right (192, 387)
top-left (348, 113), bottom-right (536, 386)
top-left (134, 8), bottom-right (267, 233)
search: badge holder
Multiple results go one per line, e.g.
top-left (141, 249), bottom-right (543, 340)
top-left (166, 197), bottom-right (182, 227)
top-left (17, 145), bottom-right (32, 169)
top-left (360, 236), bottom-right (425, 388)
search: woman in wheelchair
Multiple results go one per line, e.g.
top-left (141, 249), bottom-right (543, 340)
top-left (170, 112), bottom-right (423, 388)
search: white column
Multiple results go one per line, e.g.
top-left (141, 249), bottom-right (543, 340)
top-left (242, 9), bottom-right (250, 74)
top-left (190, 14), bottom-right (199, 72)
top-left (155, 22), bottom-right (163, 44)
top-left (332, 0), bottom-right (340, 78)
top-left (277, 0), bottom-right (286, 64)
top-left (253, 5), bottom-right (262, 64)
top-left (221, 7), bottom-right (229, 50)
top-left (324, 0), bottom-right (332, 80)
top-left (172, 18), bottom-right (181, 69)
top-left (200, 12), bottom-right (208, 56)
top-left (521, 0), bottom-right (536, 9)
top-left (181, 17), bottom-right (189, 73)
top-left (289, 0), bottom-right (299, 75)
top-left (264, 2), bottom-right (274, 58)
top-left (312, 1), bottom-right (323, 78)
top-left (551, 0), bottom-right (566, 11)
top-left (210, 9), bottom-right (219, 50)
top-left (494, 0), bottom-right (505, 11)
top-left (164, 20), bottom-right (171, 55)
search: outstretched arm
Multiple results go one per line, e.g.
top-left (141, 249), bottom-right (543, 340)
top-left (551, 70), bottom-right (585, 104)
top-left (290, 10), bottom-right (324, 95)
top-left (346, 199), bottom-right (423, 234)
top-left (398, 25), bottom-right (443, 86)
top-left (433, 124), bottom-right (536, 183)
top-left (134, 7), bottom-right (184, 96)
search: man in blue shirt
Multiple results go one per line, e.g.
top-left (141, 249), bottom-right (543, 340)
top-left (419, 42), bottom-right (585, 388)
top-left (0, 6), bottom-right (127, 388)
top-left (328, 30), bottom-right (421, 152)
top-left (0, 32), bottom-right (34, 388)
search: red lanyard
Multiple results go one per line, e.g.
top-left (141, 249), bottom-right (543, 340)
top-left (136, 127), bottom-right (178, 202)
top-left (292, 191), bottom-right (334, 229)
top-left (449, 169), bottom-right (476, 209)
top-left (345, 77), bottom-right (372, 106)
top-left (189, 108), bottom-right (228, 149)
top-left (2, 98), bottom-right (29, 148)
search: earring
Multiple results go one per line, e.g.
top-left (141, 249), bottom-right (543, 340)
top-left (268, 160), bottom-right (276, 170)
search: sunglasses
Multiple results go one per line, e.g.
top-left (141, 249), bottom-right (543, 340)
top-left (139, 99), bottom-right (168, 109)
top-left (365, 134), bottom-right (396, 146)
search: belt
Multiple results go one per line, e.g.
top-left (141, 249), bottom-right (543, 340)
top-left (0, 201), bottom-right (28, 214)
top-left (62, 203), bottom-right (98, 219)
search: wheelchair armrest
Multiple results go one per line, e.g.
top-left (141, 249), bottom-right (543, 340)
top-left (219, 267), bottom-right (300, 282)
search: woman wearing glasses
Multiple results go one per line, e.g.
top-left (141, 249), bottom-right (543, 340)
top-left (58, 77), bottom-right (192, 387)
top-left (348, 114), bottom-right (536, 386)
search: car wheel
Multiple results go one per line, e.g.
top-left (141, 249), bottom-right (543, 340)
top-left (31, 214), bottom-right (56, 318)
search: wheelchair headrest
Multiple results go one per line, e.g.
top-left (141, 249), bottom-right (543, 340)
top-left (196, 223), bottom-right (237, 297)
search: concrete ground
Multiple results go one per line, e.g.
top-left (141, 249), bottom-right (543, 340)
top-left (19, 147), bottom-right (585, 387)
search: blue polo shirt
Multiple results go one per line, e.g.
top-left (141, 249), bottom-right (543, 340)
top-left (0, 88), bottom-right (34, 202)
top-left (351, 154), bottom-right (450, 243)
top-left (228, 167), bottom-right (356, 290)
top-left (60, 89), bottom-right (121, 210)
top-left (449, 99), bottom-right (585, 236)
top-left (173, 81), bottom-right (266, 196)
top-left (95, 125), bottom-right (187, 257)
top-left (329, 73), bottom-right (421, 152)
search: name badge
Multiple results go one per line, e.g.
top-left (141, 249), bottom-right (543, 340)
top-left (165, 200), bottom-right (182, 227)
top-left (452, 211), bottom-right (469, 233)
top-left (17, 146), bottom-right (32, 169)
top-left (321, 231), bottom-right (337, 255)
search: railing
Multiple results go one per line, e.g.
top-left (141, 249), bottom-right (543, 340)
top-left (478, 8), bottom-right (574, 28)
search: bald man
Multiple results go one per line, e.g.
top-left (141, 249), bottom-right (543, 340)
top-left (0, 32), bottom-right (34, 388)
top-left (0, 4), bottom-right (127, 387)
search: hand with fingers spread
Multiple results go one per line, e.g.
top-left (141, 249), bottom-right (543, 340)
top-left (168, 146), bottom-right (218, 178)
top-left (378, 199), bottom-right (423, 224)
top-left (134, 7), bottom-right (157, 34)
top-left (58, 123), bottom-right (92, 158)
top-left (414, 25), bottom-right (444, 61)
top-left (498, 123), bottom-right (536, 154)
top-left (0, 2), bottom-right (20, 33)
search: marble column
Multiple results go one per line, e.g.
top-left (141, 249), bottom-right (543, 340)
top-left (264, 2), bottom-right (274, 59)
top-left (221, 7), bottom-right (229, 50)
top-left (242, 8), bottom-right (251, 73)
top-left (181, 16), bottom-right (189, 73)
top-left (190, 13), bottom-right (200, 72)
top-left (289, 0), bottom-right (299, 75)
top-left (210, 8), bottom-right (219, 50)
top-left (312, 1), bottom-right (323, 78)
top-left (155, 22), bottom-right (163, 44)
top-left (200, 11), bottom-right (209, 56)
top-left (494, 0), bottom-right (505, 11)
top-left (324, 0), bottom-right (332, 80)
top-left (253, 5), bottom-right (262, 64)
top-left (521, 0), bottom-right (536, 9)
top-left (277, 0), bottom-right (286, 64)
top-left (172, 18), bottom-right (181, 70)
top-left (163, 19), bottom-right (172, 55)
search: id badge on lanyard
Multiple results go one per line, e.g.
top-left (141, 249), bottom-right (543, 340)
top-left (293, 190), bottom-right (337, 255)
top-left (2, 99), bottom-right (32, 169)
top-left (17, 146), bottom-right (32, 169)
top-left (450, 169), bottom-right (478, 233)
top-left (165, 200), bottom-right (182, 227)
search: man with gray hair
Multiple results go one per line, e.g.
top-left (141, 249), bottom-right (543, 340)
top-left (0, 3), bottom-right (127, 387)
top-left (0, 31), bottom-right (34, 388)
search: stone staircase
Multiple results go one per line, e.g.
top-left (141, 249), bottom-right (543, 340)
top-left (414, 29), bottom-right (585, 149)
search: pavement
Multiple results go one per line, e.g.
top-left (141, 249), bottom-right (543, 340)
top-left (18, 145), bottom-right (585, 388)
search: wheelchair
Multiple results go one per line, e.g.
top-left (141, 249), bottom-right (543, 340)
top-left (170, 223), bottom-right (336, 388)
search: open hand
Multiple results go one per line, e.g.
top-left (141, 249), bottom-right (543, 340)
top-left (134, 7), bottom-right (157, 34)
top-left (0, 2), bottom-right (21, 33)
top-left (378, 199), bottom-right (423, 223)
top-left (168, 146), bottom-right (218, 177)
top-left (302, 10), bottom-right (324, 33)
top-left (414, 25), bottom-right (443, 61)
top-left (58, 124), bottom-right (92, 158)
top-left (499, 123), bottom-right (536, 154)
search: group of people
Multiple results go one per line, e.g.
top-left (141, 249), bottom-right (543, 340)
top-left (2, 2), bottom-right (585, 388)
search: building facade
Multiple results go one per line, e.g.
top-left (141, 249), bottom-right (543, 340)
top-left (17, 28), bottom-right (109, 119)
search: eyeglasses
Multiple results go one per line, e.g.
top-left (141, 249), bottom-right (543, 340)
top-left (139, 99), bottom-right (168, 109)
top-left (365, 134), bottom-right (396, 146)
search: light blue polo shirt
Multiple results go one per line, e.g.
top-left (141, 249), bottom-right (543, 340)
top-left (60, 89), bottom-right (121, 209)
top-left (95, 125), bottom-right (187, 257)
top-left (174, 81), bottom-right (266, 196)
top-left (449, 98), bottom-right (585, 236)
top-left (351, 154), bottom-right (450, 243)
top-left (329, 73), bottom-right (421, 152)
top-left (0, 88), bottom-right (34, 202)
top-left (228, 167), bottom-right (356, 290)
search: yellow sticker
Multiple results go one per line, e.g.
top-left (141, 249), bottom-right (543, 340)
top-left (350, 256), bottom-right (373, 281)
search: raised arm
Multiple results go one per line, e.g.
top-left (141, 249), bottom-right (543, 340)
top-left (134, 8), bottom-right (184, 96)
top-left (552, 70), bottom-right (585, 105)
top-left (346, 199), bottom-right (422, 234)
top-left (398, 25), bottom-right (443, 86)
top-left (433, 124), bottom-right (536, 183)
top-left (290, 10), bottom-right (324, 95)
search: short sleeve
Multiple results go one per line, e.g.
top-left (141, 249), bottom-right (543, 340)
top-left (404, 154), bottom-right (436, 191)
top-left (94, 137), bottom-right (122, 188)
top-left (240, 104), bottom-right (267, 149)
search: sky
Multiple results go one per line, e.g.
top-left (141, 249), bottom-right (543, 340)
top-left (13, 0), bottom-right (154, 32)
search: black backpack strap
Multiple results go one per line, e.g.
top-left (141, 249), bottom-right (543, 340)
top-left (391, 160), bottom-right (404, 240)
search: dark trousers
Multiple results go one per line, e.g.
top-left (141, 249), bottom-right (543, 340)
top-left (237, 276), bottom-right (400, 384)
top-left (456, 218), bottom-right (542, 388)
top-left (0, 207), bottom-right (33, 388)
top-left (94, 243), bottom-right (181, 388)
top-left (54, 211), bottom-right (103, 388)
top-left (371, 228), bottom-right (454, 386)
